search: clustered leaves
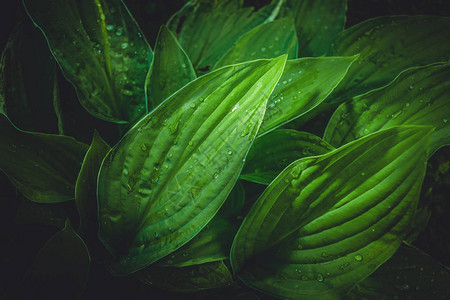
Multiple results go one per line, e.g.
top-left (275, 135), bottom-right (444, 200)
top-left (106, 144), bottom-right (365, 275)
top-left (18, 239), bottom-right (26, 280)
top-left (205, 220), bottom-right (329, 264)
top-left (1, 0), bottom-right (449, 299)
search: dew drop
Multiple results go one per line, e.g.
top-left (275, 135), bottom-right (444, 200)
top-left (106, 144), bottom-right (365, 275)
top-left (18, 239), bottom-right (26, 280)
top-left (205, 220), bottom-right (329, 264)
top-left (123, 168), bottom-right (129, 175)
top-left (261, 47), bottom-right (266, 52)
top-left (140, 143), bottom-right (147, 151)
top-left (213, 173), bottom-right (219, 179)
top-left (408, 85), bottom-right (414, 90)
top-left (405, 102), bottom-right (410, 107)
top-left (121, 42), bottom-right (129, 49)
top-left (354, 254), bottom-right (363, 262)
top-left (198, 97), bottom-right (204, 102)
top-left (297, 244), bottom-right (303, 250)
top-left (190, 103), bottom-right (196, 108)
top-left (391, 110), bottom-right (402, 119)
top-left (227, 150), bottom-right (233, 155)
top-left (300, 275), bottom-right (308, 281)
top-left (154, 232), bottom-right (159, 239)
top-left (444, 118), bottom-right (448, 123)
top-left (317, 273), bottom-right (324, 282)
top-left (106, 24), bottom-right (115, 31)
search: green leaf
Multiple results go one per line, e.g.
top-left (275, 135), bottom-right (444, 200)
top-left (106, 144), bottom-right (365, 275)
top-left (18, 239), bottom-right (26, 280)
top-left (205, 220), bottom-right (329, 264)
top-left (75, 130), bottom-right (110, 237)
top-left (324, 62), bottom-right (450, 156)
top-left (136, 261), bottom-right (233, 293)
top-left (157, 216), bottom-right (237, 267)
top-left (279, 0), bottom-right (347, 57)
top-left (241, 130), bottom-right (335, 185)
top-left (231, 126), bottom-right (432, 299)
top-left (145, 25), bottom-right (196, 110)
top-left (214, 18), bottom-right (298, 70)
top-left (23, 0), bottom-right (153, 123)
top-left (168, 0), bottom-right (278, 73)
top-left (327, 16), bottom-right (450, 103)
top-left (219, 180), bottom-right (246, 219)
top-left (97, 55), bottom-right (287, 275)
top-left (258, 55), bottom-right (358, 135)
top-left (347, 244), bottom-right (450, 299)
top-left (0, 114), bottom-right (88, 203)
top-left (22, 219), bottom-right (91, 299)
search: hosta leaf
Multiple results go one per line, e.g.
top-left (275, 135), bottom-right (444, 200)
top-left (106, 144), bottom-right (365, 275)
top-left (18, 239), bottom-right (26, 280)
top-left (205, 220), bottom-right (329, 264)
top-left (97, 56), bottom-right (287, 275)
top-left (324, 63), bottom-right (450, 156)
top-left (327, 16), bottom-right (450, 103)
top-left (279, 0), bottom-right (347, 57)
top-left (145, 25), bottom-right (196, 110)
top-left (0, 114), bottom-right (88, 203)
top-left (347, 244), bottom-right (450, 299)
top-left (241, 130), bottom-right (334, 185)
top-left (219, 180), bottom-right (246, 219)
top-left (167, 0), bottom-right (278, 73)
top-left (22, 219), bottom-right (91, 299)
top-left (136, 261), bottom-right (232, 293)
top-left (214, 18), bottom-right (298, 70)
top-left (259, 55), bottom-right (358, 135)
top-left (23, 0), bottom-right (152, 123)
top-left (157, 216), bottom-right (237, 267)
top-left (75, 130), bottom-right (110, 237)
top-left (231, 126), bottom-right (432, 299)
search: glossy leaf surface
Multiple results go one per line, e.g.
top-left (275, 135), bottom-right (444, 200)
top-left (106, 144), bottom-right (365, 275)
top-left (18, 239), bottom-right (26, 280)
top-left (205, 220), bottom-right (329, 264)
top-left (214, 18), bottom-right (298, 69)
top-left (23, 0), bottom-right (153, 123)
top-left (324, 63), bottom-right (450, 156)
top-left (259, 56), bottom-right (357, 135)
top-left (98, 56), bottom-right (287, 275)
top-left (0, 114), bottom-right (88, 203)
top-left (327, 16), bottom-right (450, 103)
top-left (145, 25), bottom-right (196, 110)
top-left (241, 130), bottom-right (334, 185)
top-left (231, 126), bottom-right (432, 299)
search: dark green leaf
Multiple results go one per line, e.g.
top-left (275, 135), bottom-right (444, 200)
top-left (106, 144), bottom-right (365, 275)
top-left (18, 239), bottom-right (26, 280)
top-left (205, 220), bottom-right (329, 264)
top-left (347, 244), bottom-right (450, 300)
top-left (241, 130), bottom-right (334, 185)
top-left (231, 126), bottom-right (432, 299)
top-left (327, 16), bottom-right (450, 103)
top-left (279, 0), bottom-right (347, 57)
top-left (214, 18), bottom-right (298, 70)
top-left (145, 25), bottom-right (196, 110)
top-left (136, 261), bottom-right (233, 293)
top-left (168, 0), bottom-right (278, 73)
top-left (0, 114), bottom-right (88, 203)
top-left (23, 0), bottom-right (153, 123)
top-left (97, 56), bottom-right (287, 275)
top-left (219, 180), bottom-right (246, 219)
top-left (258, 55), bottom-right (358, 135)
top-left (324, 63), bottom-right (450, 156)
top-left (22, 219), bottom-right (91, 300)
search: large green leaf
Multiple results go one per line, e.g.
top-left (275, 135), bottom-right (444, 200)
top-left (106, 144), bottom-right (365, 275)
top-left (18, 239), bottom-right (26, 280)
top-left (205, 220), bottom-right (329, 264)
top-left (258, 55), bottom-right (358, 135)
top-left (241, 130), bottom-right (335, 185)
top-left (145, 25), bottom-right (196, 110)
top-left (279, 0), bottom-right (347, 57)
top-left (231, 126), bottom-right (432, 299)
top-left (23, 0), bottom-right (153, 123)
top-left (327, 16), bottom-right (450, 103)
top-left (324, 63), bottom-right (450, 156)
top-left (0, 114), bottom-right (88, 203)
top-left (167, 0), bottom-right (278, 73)
top-left (214, 18), bottom-right (298, 70)
top-left (97, 56), bottom-right (287, 275)
top-left (136, 261), bottom-right (233, 293)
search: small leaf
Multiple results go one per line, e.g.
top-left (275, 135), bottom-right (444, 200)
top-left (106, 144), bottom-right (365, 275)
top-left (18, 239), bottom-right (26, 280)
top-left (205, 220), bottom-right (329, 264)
top-left (145, 25), bottom-right (196, 110)
top-left (136, 261), bottom-right (233, 293)
top-left (97, 56), bottom-right (287, 275)
top-left (214, 18), bottom-right (298, 70)
top-left (0, 114), bottom-right (88, 203)
top-left (168, 0), bottom-right (278, 73)
top-left (22, 219), bottom-right (91, 300)
top-left (231, 126), bottom-right (432, 299)
top-left (23, 0), bottom-right (153, 123)
top-left (324, 62), bottom-right (450, 156)
top-left (258, 55), bottom-right (358, 135)
top-left (241, 130), bottom-right (335, 185)
top-left (279, 0), bottom-right (347, 57)
top-left (327, 15), bottom-right (450, 103)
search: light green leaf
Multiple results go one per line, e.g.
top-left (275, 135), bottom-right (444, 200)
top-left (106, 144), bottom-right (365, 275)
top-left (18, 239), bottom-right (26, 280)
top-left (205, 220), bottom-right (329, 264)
top-left (145, 25), bottom-right (196, 110)
top-left (23, 0), bottom-right (153, 123)
top-left (231, 126), bottom-right (432, 299)
top-left (259, 55), bottom-right (358, 135)
top-left (241, 130), bottom-right (335, 185)
top-left (136, 261), bottom-right (233, 293)
top-left (0, 114), bottom-right (88, 203)
top-left (327, 16), bottom-right (450, 103)
top-left (214, 18), bottom-right (298, 70)
top-left (279, 0), bottom-right (347, 57)
top-left (324, 63), bottom-right (450, 156)
top-left (168, 0), bottom-right (278, 73)
top-left (97, 56), bottom-right (287, 275)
